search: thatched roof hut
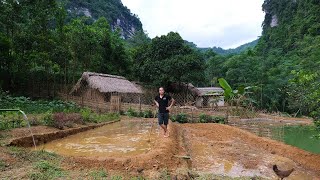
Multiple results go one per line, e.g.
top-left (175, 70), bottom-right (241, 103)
top-left (70, 72), bottom-right (142, 95)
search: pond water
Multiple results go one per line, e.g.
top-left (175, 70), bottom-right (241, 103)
top-left (36, 120), bottom-right (159, 157)
top-left (272, 125), bottom-right (320, 154)
top-left (230, 119), bottom-right (320, 154)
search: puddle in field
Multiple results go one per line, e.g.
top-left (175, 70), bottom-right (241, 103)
top-left (187, 136), bottom-right (317, 179)
top-left (37, 120), bottom-right (159, 157)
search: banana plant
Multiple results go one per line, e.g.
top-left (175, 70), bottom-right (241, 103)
top-left (218, 78), bottom-right (257, 121)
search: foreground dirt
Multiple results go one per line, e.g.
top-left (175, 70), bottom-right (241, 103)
top-left (0, 116), bottom-right (319, 179)
top-left (181, 123), bottom-right (320, 179)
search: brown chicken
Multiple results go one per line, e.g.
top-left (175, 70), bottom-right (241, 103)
top-left (273, 165), bottom-right (294, 179)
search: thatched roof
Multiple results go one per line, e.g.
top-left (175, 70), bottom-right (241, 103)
top-left (70, 72), bottom-right (143, 94)
top-left (197, 87), bottom-right (224, 96)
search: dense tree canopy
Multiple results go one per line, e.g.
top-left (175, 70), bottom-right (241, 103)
top-left (131, 32), bottom-right (206, 87)
top-left (0, 0), bottom-right (319, 127)
top-left (0, 0), bottom-right (131, 95)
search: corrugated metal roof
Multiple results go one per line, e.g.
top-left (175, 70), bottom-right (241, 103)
top-left (197, 87), bottom-right (224, 96)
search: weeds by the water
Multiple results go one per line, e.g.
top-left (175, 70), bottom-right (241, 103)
top-left (7, 147), bottom-right (61, 163)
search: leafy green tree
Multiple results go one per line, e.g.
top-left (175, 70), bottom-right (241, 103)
top-left (133, 32), bottom-right (205, 87)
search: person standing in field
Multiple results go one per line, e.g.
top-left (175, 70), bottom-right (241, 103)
top-left (154, 87), bottom-right (175, 137)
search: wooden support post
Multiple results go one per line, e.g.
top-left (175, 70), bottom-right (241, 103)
top-left (139, 96), bottom-right (142, 113)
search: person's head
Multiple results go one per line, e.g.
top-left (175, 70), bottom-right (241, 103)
top-left (159, 87), bottom-right (165, 95)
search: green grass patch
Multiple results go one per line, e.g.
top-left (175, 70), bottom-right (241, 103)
top-left (8, 147), bottom-right (61, 163)
top-left (89, 169), bottom-right (108, 180)
top-left (0, 159), bottom-right (5, 170)
top-left (111, 175), bottom-right (123, 180)
top-left (28, 160), bottom-right (66, 180)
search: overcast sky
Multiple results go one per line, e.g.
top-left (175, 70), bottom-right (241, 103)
top-left (121, 0), bottom-right (265, 49)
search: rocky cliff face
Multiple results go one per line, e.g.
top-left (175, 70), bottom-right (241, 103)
top-left (66, 0), bottom-right (143, 39)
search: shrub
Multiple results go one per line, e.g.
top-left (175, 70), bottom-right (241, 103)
top-left (212, 116), bottom-right (225, 124)
top-left (199, 113), bottom-right (210, 123)
top-left (52, 113), bottom-right (66, 129)
top-left (52, 112), bottom-right (84, 129)
top-left (80, 108), bottom-right (93, 122)
top-left (143, 110), bottom-right (154, 118)
top-left (138, 111), bottom-right (144, 117)
top-left (126, 107), bottom-right (138, 117)
top-left (199, 114), bottom-right (225, 124)
top-left (173, 113), bottom-right (189, 123)
top-left (42, 111), bottom-right (54, 126)
top-left (0, 112), bottom-right (24, 130)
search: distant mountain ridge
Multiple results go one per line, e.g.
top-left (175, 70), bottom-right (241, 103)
top-left (198, 39), bottom-right (259, 56)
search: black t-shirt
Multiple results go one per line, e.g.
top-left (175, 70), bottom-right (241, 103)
top-left (155, 94), bottom-right (172, 113)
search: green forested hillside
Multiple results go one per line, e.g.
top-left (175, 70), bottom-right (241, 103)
top-left (207, 0), bottom-right (320, 121)
top-left (0, 0), bottom-right (319, 124)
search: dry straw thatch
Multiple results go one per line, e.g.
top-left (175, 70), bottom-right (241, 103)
top-left (70, 72), bottom-right (142, 94)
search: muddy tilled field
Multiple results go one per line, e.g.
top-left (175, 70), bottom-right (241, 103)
top-left (1, 117), bottom-right (320, 179)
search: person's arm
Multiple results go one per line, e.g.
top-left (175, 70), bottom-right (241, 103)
top-left (166, 98), bottom-right (175, 110)
top-left (154, 100), bottom-right (159, 107)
